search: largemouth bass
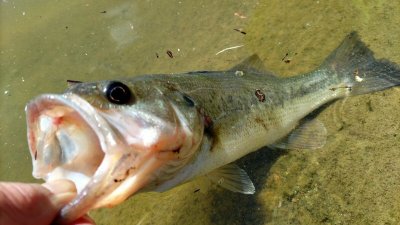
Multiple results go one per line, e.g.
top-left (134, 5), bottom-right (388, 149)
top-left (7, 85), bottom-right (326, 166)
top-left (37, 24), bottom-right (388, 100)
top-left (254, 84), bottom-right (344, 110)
top-left (25, 32), bottom-right (400, 224)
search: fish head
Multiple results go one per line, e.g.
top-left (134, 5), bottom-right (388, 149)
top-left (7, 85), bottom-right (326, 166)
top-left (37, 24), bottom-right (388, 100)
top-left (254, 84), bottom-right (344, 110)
top-left (25, 79), bottom-right (204, 224)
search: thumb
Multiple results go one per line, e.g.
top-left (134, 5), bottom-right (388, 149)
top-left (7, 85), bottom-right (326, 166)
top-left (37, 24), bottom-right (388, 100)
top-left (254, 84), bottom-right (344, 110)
top-left (0, 180), bottom-right (76, 225)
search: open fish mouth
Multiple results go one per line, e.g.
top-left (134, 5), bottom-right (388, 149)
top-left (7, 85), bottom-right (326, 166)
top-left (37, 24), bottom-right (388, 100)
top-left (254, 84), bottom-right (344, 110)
top-left (25, 93), bottom-right (191, 224)
top-left (26, 94), bottom-right (111, 191)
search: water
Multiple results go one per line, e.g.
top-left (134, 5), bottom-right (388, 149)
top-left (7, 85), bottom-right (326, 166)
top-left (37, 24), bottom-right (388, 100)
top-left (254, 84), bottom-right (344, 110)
top-left (1, 1), bottom-right (399, 224)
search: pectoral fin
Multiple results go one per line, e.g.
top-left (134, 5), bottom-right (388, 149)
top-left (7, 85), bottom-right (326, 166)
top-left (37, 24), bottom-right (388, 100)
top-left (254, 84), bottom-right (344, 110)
top-left (271, 119), bottom-right (327, 150)
top-left (207, 164), bottom-right (255, 194)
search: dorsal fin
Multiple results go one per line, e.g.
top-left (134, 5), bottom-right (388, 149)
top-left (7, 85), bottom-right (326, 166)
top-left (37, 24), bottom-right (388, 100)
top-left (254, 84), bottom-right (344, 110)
top-left (230, 54), bottom-right (266, 72)
top-left (229, 54), bottom-right (277, 77)
top-left (67, 80), bottom-right (83, 88)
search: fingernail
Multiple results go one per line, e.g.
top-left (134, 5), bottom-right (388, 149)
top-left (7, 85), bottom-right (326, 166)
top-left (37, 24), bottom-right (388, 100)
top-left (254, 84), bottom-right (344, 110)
top-left (42, 179), bottom-right (77, 194)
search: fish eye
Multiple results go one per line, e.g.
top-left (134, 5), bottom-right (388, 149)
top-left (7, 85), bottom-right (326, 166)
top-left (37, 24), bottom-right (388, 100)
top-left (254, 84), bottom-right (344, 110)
top-left (104, 81), bottom-right (132, 105)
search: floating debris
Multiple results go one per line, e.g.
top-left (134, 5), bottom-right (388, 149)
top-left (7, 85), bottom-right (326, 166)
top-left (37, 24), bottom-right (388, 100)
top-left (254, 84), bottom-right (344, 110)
top-left (233, 28), bottom-right (246, 35)
top-left (167, 50), bottom-right (174, 59)
top-left (215, 45), bottom-right (244, 55)
top-left (281, 52), bottom-right (297, 64)
top-left (166, 50), bottom-right (173, 58)
top-left (234, 12), bottom-right (246, 19)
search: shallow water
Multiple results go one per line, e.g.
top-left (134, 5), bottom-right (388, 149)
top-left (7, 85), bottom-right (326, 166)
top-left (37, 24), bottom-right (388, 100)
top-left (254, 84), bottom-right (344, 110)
top-left (1, 0), bottom-right (399, 224)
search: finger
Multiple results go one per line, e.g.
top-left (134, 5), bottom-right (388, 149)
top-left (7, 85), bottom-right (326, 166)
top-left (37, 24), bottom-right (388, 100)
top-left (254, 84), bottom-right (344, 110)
top-left (0, 181), bottom-right (76, 225)
top-left (43, 180), bottom-right (96, 225)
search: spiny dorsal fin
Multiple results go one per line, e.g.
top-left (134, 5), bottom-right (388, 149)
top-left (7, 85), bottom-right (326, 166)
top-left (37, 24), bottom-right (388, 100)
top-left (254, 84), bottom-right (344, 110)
top-left (229, 54), bottom-right (275, 76)
top-left (271, 119), bottom-right (327, 150)
top-left (207, 163), bottom-right (255, 194)
top-left (66, 80), bottom-right (83, 88)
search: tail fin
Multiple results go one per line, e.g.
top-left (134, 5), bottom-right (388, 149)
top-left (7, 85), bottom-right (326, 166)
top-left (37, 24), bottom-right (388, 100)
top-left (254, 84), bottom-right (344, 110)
top-left (321, 32), bottom-right (400, 96)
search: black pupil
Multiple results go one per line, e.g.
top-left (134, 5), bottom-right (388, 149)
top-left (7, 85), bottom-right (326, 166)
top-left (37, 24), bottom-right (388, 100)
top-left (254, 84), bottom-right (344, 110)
top-left (106, 82), bottom-right (131, 104)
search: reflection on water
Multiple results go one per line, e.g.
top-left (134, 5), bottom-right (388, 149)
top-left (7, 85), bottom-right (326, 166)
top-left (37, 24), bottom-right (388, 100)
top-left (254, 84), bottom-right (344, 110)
top-left (1, 0), bottom-right (399, 224)
top-left (106, 3), bottom-right (138, 48)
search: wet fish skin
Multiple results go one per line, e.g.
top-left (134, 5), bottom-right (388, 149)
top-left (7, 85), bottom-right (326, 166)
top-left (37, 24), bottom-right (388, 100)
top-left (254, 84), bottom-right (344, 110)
top-left (146, 32), bottom-right (400, 190)
top-left (25, 32), bottom-right (400, 224)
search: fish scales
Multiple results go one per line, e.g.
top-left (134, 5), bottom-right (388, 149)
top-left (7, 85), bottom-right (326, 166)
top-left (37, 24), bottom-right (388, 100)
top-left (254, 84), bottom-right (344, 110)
top-left (145, 71), bottom-right (338, 179)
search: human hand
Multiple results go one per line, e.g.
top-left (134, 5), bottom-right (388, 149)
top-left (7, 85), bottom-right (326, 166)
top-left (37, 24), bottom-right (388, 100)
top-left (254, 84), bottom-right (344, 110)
top-left (0, 180), bottom-right (95, 225)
